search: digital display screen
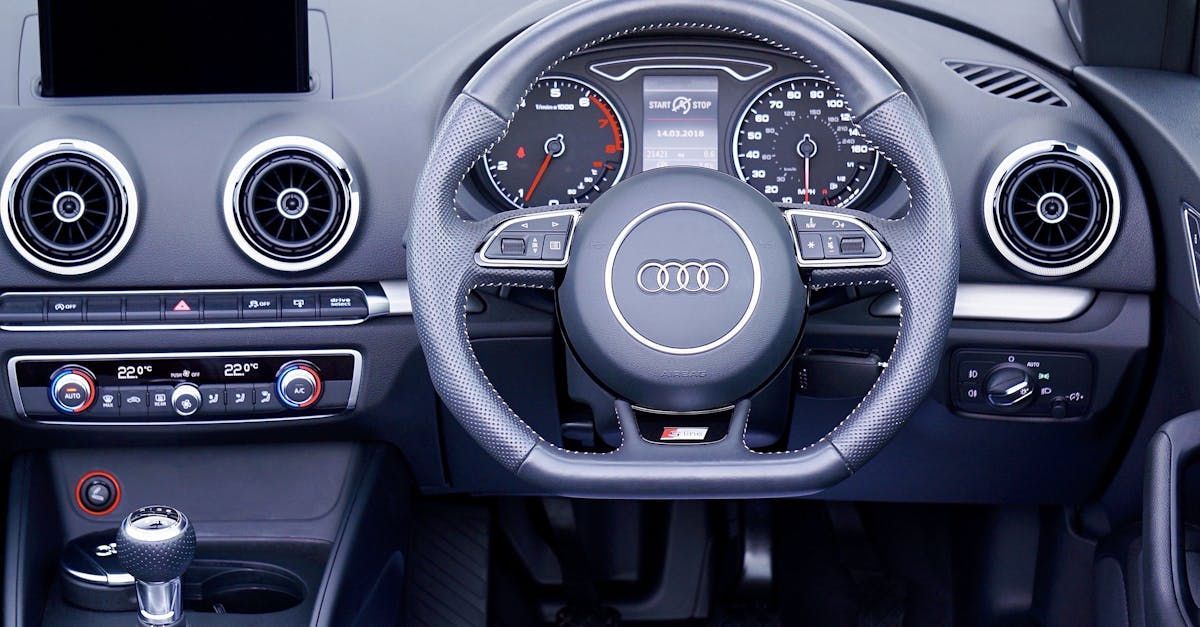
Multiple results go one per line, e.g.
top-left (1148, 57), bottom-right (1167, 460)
top-left (642, 75), bottom-right (720, 170)
top-left (38, 0), bottom-right (310, 97)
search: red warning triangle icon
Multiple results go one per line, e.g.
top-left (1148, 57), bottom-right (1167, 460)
top-left (172, 299), bottom-right (192, 312)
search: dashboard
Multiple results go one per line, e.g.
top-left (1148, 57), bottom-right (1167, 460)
top-left (460, 40), bottom-right (906, 220)
top-left (466, 42), bottom-right (892, 211)
top-left (0, 0), bottom-right (1167, 504)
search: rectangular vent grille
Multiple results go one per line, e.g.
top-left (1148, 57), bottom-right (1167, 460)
top-left (945, 60), bottom-right (1068, 107)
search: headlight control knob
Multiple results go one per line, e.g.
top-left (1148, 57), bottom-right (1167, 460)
top-left (50, 366), bottom-right (96, 414)
top-left (985, 364), bottom-right (1035, 410)
top-left (276, 361), bottom-right (322, 409)
top-left (170, 383), bottom-right (202, 417)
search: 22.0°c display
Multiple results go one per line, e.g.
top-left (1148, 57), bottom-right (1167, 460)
top-left (483, 77), bottom-right (628, 208)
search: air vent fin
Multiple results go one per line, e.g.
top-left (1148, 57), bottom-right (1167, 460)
top-left (1, 140), bottom-right (137, 275)
top-left (224, 137), bottom-right (359, 272)
top-left (985, 141), bottom-right (1119, 277)
top-left (945, 60), bottom-right (1068, 107)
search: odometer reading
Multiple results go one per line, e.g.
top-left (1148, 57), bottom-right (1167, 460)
top-left (483, 77), bottom-right (628, 209)
top-left (734, 77), bottom-right (880, 207)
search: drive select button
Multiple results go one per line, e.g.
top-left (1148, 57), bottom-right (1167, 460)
top-left (319, 291), bottom-right (367, 319)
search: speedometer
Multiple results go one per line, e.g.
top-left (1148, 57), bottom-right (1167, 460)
top-left (483, 76), bottom-right (628, 209)
top-left (733, 77), bottom-right (880, 207)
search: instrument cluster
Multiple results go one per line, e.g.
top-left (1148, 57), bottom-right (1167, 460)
top-left (467, 40), bottom-right (898, 214)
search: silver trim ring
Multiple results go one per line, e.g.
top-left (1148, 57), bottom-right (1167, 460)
top-left (637, 261), bottom-right (729, 293)
top-left (604, 202), bottom-right (761, 355)
top-left (223, 136), bottom-right (360, 272)
top-left (983, 140), bottom-right (1120, 277)
top-left (0, 139), bottom-right (139, 276)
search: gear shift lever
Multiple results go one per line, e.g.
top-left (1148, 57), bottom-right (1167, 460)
top-left (116, 506), bottom-right (195, 627)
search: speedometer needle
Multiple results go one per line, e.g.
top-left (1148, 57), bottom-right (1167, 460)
top-left (796, 133), bottom-right (818, 205)
top-left (525, 133), bottom-right (566, 204)
top-left (803, 158), bottom-right (811, 204)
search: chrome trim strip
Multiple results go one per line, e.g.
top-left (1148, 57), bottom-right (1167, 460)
top-left (0, 285), bottom-right (384, 332)
top-left (8, 349), bottom-right (362, 425)
top-left (222, 136), bottom-right (361, 273)
top-left (0, 139), bottom-right (139, 276)
top-left (1184, 203), bottom-right (1200, 308)
top-left (869, 283), bottom-right (1095, 321)
top-left (782, 208), bottom-right (891, 267)
top-left (589, 56), bottom-right (773, 82)
top-left (476, 208), bottom-right (582, 268)
top-left (982, 140), bottom-right (1120, 277)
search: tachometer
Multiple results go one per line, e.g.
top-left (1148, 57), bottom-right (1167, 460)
top-left (733, 77), bottom-right (880, 207)
top-left (483, 76), bottom-right (628, 209)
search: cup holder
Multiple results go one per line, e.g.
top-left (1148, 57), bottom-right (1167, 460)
top-left (186, 561), bottom-right (305, 614)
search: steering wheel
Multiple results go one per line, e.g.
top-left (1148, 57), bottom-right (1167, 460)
top-left (407, 0), bottom-right (958, 498)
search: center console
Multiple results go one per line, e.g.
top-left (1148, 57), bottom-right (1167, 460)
top-left (8, 350), bottom-right (360, 424)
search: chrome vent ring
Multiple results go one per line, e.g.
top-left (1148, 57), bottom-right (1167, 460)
top-left (224, 137), bottom-right (359, 272)
top-left (1, 139), bottom-right (138, 275)
top-left (984, 141), bottom-right (1119, 277)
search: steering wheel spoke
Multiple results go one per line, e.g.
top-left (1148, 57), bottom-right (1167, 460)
top-left (476, 205), bottom-right (584, 270)
top-left (781, 205), bottom-right (892, 272)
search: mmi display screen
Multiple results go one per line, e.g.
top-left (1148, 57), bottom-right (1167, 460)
top-left (38, 0), bottom-right (310, 97)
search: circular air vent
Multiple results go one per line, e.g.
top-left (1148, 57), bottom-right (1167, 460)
top-left (224, 137), bottom-right (359, 272)
top-left (1, 140), bottom-right (137, 275)
top-left (984, 141), bottom-right (1119, 277)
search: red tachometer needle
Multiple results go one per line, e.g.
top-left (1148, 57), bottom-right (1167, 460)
top-left (525, 153), bottom-right (553, 203)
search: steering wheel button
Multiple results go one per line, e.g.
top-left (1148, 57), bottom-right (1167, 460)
top-left (520, 215), bottom-right (572, 233)
top-left (839, 236), bottom-right (866, 255)
top-left (797, 233), bottom-right (824, 260)
top-left (542, 233), bottom-right (567, 261)
top-left (500, 237), bottom-right (526, 256)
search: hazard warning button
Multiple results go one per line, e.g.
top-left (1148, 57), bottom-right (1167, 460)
top-left (164, 296), bottom-right (201, 321)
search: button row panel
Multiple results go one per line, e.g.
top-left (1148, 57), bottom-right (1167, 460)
top-left (0, 288), bottom-right (370, 328)
top-left (10, 351), bottom-right (360, 424)
top-left (477, 210), bottom-right (578, 267)
top-left (785, 209), bottom-right (889, 267)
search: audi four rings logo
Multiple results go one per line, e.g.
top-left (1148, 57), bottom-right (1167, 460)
top-left (637, 260), bottom-right (729, 294)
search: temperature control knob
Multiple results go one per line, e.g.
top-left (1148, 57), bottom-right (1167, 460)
top-left (276, 361), bottom-right (322, 410)
top-left (49, 366), bottom-right (96, 414)
top-left (985, 364), bottom-right (1035, 410)
top-left (170, 383), bottom-right (202, 417)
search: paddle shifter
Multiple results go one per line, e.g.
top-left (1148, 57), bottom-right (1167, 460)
top-left (116, 506), bottom-right (195, 627)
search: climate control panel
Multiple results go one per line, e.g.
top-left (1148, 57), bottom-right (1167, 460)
top-left (9, 350), bottom-right (360, 424)
top-left (951, 349), bottom-right (1093, 419)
